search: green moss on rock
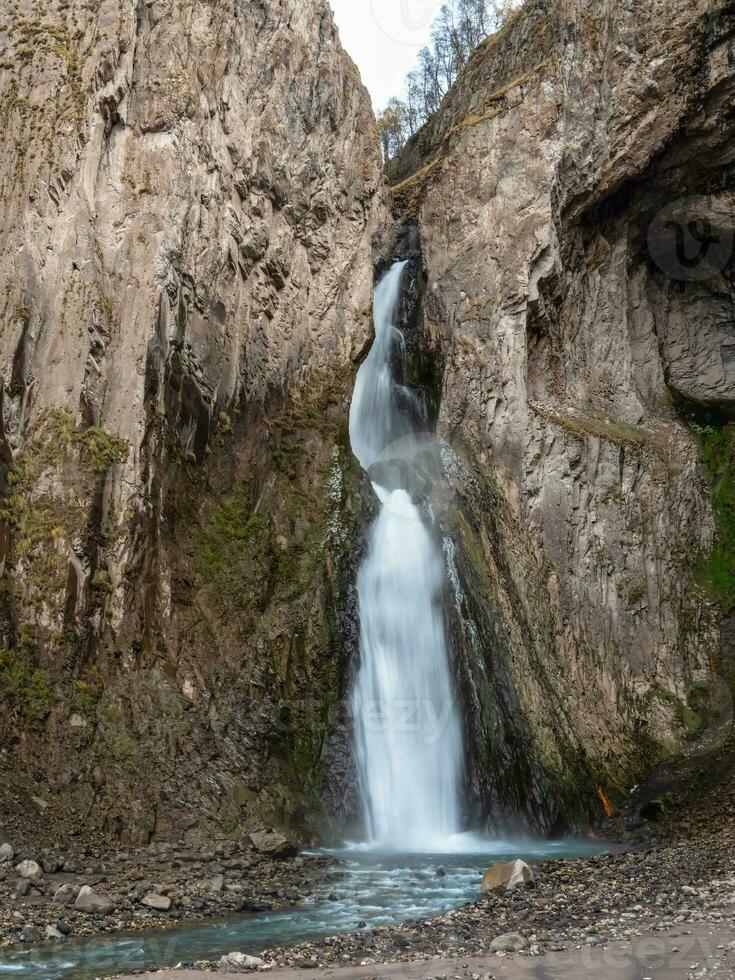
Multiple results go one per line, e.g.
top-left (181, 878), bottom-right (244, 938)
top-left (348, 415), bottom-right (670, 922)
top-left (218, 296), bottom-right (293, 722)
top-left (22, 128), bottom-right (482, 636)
top-left (0, 647), bottom-right (53, 728)
top-left (694, 424), bottom-right (735, 615)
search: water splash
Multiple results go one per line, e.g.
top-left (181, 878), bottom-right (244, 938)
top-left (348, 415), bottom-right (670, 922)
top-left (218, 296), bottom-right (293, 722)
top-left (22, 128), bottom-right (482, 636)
top-left (349, 261), bottom-right (464, 851)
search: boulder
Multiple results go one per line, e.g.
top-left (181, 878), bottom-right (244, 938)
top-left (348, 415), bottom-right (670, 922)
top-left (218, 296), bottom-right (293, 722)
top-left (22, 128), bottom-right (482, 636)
top-left (489, 932), bottom-right (527, 952)
top-left (0, 843), bottom-right (14, 863)
top-left (45, 925), bottom-right (64, 941)
top-left (141, 893), bottom-right (172, 911)
top-left (481, 859), bottom-right (534, 894)
top-left (248, 831), bottom-right (298, 859)
top-left (217, 952), bottom-right (266, 973)
top-left (52, 883), bottom-right (80, 907)
top-left (74, 885), bottom-right (115, 914)
top-left (15, 860), bottom-right (43, 881)
top-left (15, 879), bottom-right (31, 897)
top-left (208, 874), bottom-right (225, 892)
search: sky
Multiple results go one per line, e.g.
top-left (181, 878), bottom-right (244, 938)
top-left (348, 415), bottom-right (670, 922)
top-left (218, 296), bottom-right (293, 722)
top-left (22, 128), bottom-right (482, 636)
top-left (328, 0), bottom-right (443, 111)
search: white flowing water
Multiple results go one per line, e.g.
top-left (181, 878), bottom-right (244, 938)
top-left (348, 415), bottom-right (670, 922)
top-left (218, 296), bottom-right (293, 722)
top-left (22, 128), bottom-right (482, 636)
top-left (349, 261), bottom-right (464, 851)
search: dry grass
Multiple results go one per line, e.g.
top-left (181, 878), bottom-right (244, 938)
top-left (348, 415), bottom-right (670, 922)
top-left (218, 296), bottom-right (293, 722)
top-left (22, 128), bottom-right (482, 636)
top-left (529, 402), bottom-right (677, 463)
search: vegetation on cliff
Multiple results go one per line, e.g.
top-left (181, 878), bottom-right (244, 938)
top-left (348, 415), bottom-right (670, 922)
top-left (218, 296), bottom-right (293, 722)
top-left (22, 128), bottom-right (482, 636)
top-left (696, 424), bottom-right (735, 616)
top-left (376, 0), bottom-right (520, 161)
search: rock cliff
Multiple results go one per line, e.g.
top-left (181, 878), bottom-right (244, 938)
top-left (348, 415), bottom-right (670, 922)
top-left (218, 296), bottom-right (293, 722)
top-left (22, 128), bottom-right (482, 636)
top-left (1, 0), bottom-right (733, 846)
top-left (390, 0), bottom-right (735, 830)
top-left (0, 0), bottom-right (385, 841)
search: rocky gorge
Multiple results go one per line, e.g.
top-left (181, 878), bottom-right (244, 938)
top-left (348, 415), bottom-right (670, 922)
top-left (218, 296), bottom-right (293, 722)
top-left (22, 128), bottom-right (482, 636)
top-left (0, 0), bottom-right (734, 973)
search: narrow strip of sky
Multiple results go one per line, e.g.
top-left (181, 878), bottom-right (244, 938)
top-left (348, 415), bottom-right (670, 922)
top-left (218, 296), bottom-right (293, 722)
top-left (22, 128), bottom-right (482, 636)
top-left (328, 0), bottom-right (442, 112)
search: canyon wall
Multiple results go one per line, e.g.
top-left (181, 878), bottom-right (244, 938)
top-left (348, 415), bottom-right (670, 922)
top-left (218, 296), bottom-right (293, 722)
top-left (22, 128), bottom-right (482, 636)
top-left (391, 0), bottom-right (735, 830)
top-left (1, 0), bottom-right (733, 845)
top-left (0, 0), bottom-right (386, 842)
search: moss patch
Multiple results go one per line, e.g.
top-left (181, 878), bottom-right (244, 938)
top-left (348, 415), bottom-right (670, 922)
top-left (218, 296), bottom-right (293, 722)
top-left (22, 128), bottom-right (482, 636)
top-left (0, 647), bottom-right (53, 729)
top-left (190, 489), bottom-right (271, 617)
top-left (652, 682), bottom-right (706, 740)
top-left (530, 403), bottom-right (674, 460)
top-left (0, 409), bottom-right (128, 618)
top-left (694, 424), bottom-right (735, 615)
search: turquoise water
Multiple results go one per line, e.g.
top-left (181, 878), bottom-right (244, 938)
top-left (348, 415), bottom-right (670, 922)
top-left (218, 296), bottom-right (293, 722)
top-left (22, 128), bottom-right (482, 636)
top-left (0, 839), bottom-right (612, 980)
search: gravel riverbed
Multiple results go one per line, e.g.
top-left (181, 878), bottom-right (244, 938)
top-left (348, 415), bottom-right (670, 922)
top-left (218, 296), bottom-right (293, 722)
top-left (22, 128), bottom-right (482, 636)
top-left (118, 774), bottom-right (735, 977)
top-left (1, 768), bottom-right (734, 977)
top-left (0, 833), bottom-right (335, 950)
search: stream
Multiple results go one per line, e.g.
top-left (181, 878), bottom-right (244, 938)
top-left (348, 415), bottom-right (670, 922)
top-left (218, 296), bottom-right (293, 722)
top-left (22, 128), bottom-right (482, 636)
top-left (0, 839), bottom-right (612, 980)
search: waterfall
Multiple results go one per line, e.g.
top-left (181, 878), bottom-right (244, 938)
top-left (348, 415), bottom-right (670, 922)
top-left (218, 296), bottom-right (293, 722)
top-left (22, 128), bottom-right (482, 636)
top-left (349, 261), bottom-right (464, 852)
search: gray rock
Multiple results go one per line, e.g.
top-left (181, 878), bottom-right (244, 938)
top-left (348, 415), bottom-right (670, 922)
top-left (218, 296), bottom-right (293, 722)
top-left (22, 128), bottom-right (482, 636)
top-left (217, 952), bottom-right (266, 973)
top-left (15, 860), bottom-right (43, 881)
top-left (248, 831), bottom-right (298, 859)
top-left (489, 932), bottom-right (528, 952)
top-left (44, 925), bottom-right (64, 941)
top-left (141, 893), bottom-right (172, 911)
top-left (74, 886), bottom-right (115, 914)
top-left (15, 879), bottom-right (31, 897)
top-left (52, 883), bottom-right (80, 907)
top-left (481, 860), bottom-right (534, 894)
top-left (0, 843), bottom-right (14, 863)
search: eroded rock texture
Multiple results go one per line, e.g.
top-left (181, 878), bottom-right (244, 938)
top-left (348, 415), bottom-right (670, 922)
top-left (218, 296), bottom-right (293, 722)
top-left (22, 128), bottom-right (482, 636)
top-left (0, 0), bottom-right (732, 846)
top-left (0, 0), bottom-right (385, 841)
top-left (392, 0), bottom-right (735, 830)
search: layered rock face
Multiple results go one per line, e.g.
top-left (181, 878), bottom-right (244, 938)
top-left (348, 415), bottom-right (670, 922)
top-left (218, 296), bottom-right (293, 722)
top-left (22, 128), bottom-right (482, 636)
top-left (1, 0), bottom-right (732, 846)
top-left (392, 0), bottom-right (735, 830)
top-left (0, 0), bottom-right (385, 841)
